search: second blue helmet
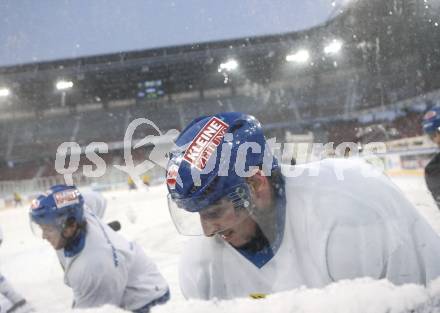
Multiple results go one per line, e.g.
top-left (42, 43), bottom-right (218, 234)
top-left (422, 106), bottom-right (440, 134)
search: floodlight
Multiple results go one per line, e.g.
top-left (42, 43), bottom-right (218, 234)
top-left (218, 60), bottom-right (238, 72)
top-left (286, 50), bottom-right (310, 63)
top-left (56, 80), bottom-right (73, 91)
top-left (324, 40), bottom-right (343, 55)
top-left (0, 88), bottom-right (10, 97)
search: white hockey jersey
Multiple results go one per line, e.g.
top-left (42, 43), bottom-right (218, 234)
top-left (179, 158), bottom-right (440, 300)
top-left (0, 226), bottom-right (32, 312)
top-left (57, 193), bottom-right (169, 310)
top-left (80, 189), bottom-right (107, 219)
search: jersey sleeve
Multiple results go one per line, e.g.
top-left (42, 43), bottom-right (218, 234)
top-left (326, 219), bottom-right (387, 282)
top-left (410, 215), bottom-right (440, 283)
top-left (179, 239), bottom-right (211, 300)
top-left (0, 274), bottom-right (26, 304)
top-left (325, 159), bottom-right (440, 285)
top-left (69, 254), bottom-right (128, 309)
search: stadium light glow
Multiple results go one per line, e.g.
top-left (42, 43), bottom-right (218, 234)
top-left (56, 80), bottom-right (73, 91)
top-left (324, 40), bottom-right (343, 55)
top-left (0, 88), bottom-right (10, 97)
top-left (286, 50), bottom-right (310, 63)
top-left (218, 59), bottom-right (238, 72)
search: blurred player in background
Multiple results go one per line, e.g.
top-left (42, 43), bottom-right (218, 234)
top-left (12, 193), bottom-right (22, 208)
top-left (29, 185), bottom-right (169, 312)
top-left (167, 112), bottom-right (440, 300)
top-left (422, 106), bottom-right (440, 208)
top-left (0, 226), bottom-right (34, 313)
top-left (142, 174), bottom-right (151, 187)
top-left (128, 176), bottom-right (137, 190)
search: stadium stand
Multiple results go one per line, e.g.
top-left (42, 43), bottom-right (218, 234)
top-left (1, 0), bottom-right (440, 190)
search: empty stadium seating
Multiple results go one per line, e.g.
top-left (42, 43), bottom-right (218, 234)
top-left (0, 90), bottom-right (433, 182)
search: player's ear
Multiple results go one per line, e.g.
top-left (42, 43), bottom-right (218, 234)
top-left (246, 171), bottom-right (269, 196)
top-left (246, 172), bottom-right (274, 211)
top-left (62, 217), bottom-right (79, 238)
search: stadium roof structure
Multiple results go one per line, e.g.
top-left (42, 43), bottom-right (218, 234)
top-left (0, 28), bottom-right (327, 112)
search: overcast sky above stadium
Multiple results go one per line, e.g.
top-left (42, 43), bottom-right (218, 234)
top-left (0, 0), bottom-right (345, 67)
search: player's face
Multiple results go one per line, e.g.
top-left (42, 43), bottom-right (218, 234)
top-left (199, 198), bottom-right (257, 248)
top-left (429, 131), bottom-right (440, 146)
top-left (40, 224), bottom-right (66, 250)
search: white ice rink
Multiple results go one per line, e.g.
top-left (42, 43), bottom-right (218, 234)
top-left (1, 175), bottom-right (440, 313)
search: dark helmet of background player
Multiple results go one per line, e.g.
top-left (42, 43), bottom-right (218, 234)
top-left (422, 106), bottom-right (440, 135)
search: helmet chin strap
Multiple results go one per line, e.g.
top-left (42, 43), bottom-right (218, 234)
top-left (59, 219), bottom-right (82, 243)
top-left (233, 184), bottom-right (276, 245)
top-left (60, 227), bottom-right (75, 241)
top-left (61, 221), bottom-right (87, 257)
top-left (247, 171), bottom-right (284, 245)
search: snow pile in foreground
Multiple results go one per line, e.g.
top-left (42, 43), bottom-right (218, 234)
top-left (75, 277), bottom-right (440, 313)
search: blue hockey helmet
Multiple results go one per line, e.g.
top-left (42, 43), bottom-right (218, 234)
top-left (30, 185), bottom-right (85, 230)
top-left (422, 106), bottom-right (440, 134)
top-left (166, 112), bottom-right (278, 215)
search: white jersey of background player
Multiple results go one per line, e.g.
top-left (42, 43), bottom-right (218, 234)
top-left (0, 226), bottom-right (34, 313)
top-left (166, 112), bottom-right (440, 300)
top-left (80, 188), bottom-right (107, 219)
top-left (30, 185), bottom-right (169, 312)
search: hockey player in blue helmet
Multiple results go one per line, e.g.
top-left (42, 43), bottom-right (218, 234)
top-left (30, 185), bottom-right (170, 312)
top-left (30, 185), bottom-right (85, 250)
top-left (167, 112), bottom-right (440, 300)
top-left (422, 106), bottom-right (440, 208)
top-left (167, 112), bottom-right (285, 249)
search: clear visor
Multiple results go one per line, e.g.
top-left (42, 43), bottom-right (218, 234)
top-left (29, 213), bottom-right (64, 238)
top-left (30, 220), bottom-right (43, 238)
top-left (168, 184), bottom-right (254, 236)
top-left (30, 220), bottom-right (62, 238)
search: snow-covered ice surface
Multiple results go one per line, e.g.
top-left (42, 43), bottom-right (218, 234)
top-left (1, 175), bottom-right (440, 313)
